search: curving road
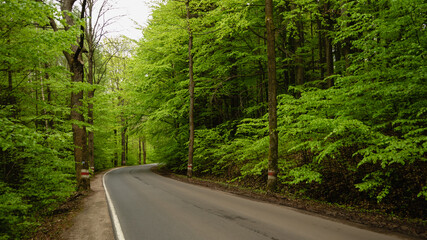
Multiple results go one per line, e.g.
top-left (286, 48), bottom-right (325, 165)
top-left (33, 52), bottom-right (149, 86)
top-left (103, 165), bottom-right (403, 240)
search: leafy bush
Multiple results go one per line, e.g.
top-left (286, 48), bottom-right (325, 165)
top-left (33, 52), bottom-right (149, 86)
top-left (0, 113), bottom-right (75, 239)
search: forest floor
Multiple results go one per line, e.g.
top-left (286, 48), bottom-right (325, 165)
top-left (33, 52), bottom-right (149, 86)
top-left (30, 166), bottom-right (426, 240)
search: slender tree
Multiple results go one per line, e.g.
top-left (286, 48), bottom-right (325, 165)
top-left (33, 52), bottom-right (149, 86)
top-left (323, 1), bottom-right (334, 87)
top-left (265, 0), bottom-right (279, 191)
top-left (138, 136), bottom-right (147, 165)
top-left (121, 114), bottom-right (127, 166)
top-left (138, 137), bottom-right (142, 165)
top-left (186, 0), bottom-right (195, 178)
top-left (85, 0), bottom-right (117, 172)
top-left (142, 136), bottom-right (147, 164)
top-left (86, 0), bottom-right (96, 172)
top-left (293, 3), bottom-right (305, 85)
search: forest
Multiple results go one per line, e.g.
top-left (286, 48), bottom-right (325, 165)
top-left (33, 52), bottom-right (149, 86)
top-left (1, 0), bottom-right (426, 239)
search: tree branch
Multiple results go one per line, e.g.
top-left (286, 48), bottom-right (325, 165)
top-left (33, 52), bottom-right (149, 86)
top-left (74, 0), bottom-right (88, 61)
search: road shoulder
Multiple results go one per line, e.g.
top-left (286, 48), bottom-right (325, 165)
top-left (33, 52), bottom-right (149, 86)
top-left (60, 170), bottom-right (114, 240)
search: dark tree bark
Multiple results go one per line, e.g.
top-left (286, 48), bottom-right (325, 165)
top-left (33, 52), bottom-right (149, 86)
top-left (317, 17), bottom-right (325, 79)
top-left (8, 70), bottom-right (12, 93)
top-left (121, 126), bottom-right (127, 166)
top-left (310, 14), bottom-right (315, 75)
top-left (87, 6), bottom-right (95, 172)
top-left (325, 37), bottom-right (334, 77)
top-left (324, 1), bottom-right (334, 87)
top-left (294, 4), bottom-right (304, 85)
top-left (138, 137), bottom-right (142, 165)
top-left (70, 58), bottom-right (90, 191)
top-left (142, 137), bottom-right (147, 165)
top-left (139, 136), bottom-right (147, 165)
top-left (8, 69), bottom-right (16, 118)
top-left (288, 33), bottom-right (296, 85)
top-left (265, 0), bottom-right (279, 192)
top-left (113, 129), bottom-right (118, 167)
top-left (51, 0), bottom-right (90, 191)
top-left (186, 0), bottom-right (195, 178)
top-left (42, 64), bottom-right (54, 130)
top-left (340, 3), bottom-right (351, 71)
top-left (87, 91), bottom-right (94, 172)
top-left (126, 133), bottom-right (129, 163)
top-left (87, 41), bottom-right (94, 171)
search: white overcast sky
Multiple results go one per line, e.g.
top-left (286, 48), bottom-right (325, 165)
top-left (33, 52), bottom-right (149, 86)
top-left (99, 0), bottom-right (153, 40)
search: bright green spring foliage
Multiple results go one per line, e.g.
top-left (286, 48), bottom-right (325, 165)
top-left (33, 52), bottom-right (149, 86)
top-left (125, 1), bottom-right (190, 169)
top-left (0, 113), bottom-right (75, 239)
top-left (0, 0), bottom-right (79, 238)
top-left (128, 0), bottom-right (426, 219)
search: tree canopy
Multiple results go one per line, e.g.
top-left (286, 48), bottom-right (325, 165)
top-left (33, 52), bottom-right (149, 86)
top-left (0, 0), bottom-right (426, 238)
top-left (126, 0), bottom-right (426, 219)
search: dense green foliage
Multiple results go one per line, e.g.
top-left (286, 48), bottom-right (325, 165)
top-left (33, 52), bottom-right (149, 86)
top-left (126, 0), bottom-right (426, 219)
top-left (0, 0), bottom-right (130, 238)
top-left (0, 1), bottom-right (79, 238)
top-left (1, 0), bottom-right (426, 238)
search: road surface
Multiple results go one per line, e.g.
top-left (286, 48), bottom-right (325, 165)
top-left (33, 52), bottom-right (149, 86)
top-left (103, 165), bottom-right (403, 240)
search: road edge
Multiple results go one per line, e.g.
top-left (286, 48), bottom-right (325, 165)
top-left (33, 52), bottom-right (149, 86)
top-left (152, 166), bottom-right (426, 240)
top-left (103, 168), bottom-right (126, 240)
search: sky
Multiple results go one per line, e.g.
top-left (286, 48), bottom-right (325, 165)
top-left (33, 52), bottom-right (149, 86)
top-left (99, 0), bottom-right (153, 40)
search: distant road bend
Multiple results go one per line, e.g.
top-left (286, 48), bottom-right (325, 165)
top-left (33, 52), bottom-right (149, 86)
top-left (103, 165), bottom-right (403, 240)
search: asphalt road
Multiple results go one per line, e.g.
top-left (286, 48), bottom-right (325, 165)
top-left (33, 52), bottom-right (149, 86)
top-left (104, 165), bottom-right (403, 240)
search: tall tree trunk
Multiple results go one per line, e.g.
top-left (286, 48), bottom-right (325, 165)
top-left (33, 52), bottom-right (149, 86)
top-left (295, 5), bottom-right (304, 85)
top-left (310, 14), bottom-right (315, 75)
top-left (8, 70), bottom-right (16, 118)
top-left (325, 37), bottom-right (334, 81)
top-left (324, 2), bottom-right (334, 87)
top-left (87, 46), bottom-right (95, 173)
top-left (44, 64), bottom-right (54, 130)
top-left (85, 0), bottom-right (114, 172)
top-left (52, 0), bottom-right (90, 191)
top-left (5, 37), bottom-right (16, 118)
top-left (126, 133), bottom-right (129, 163)
top-left (71, 59), bottom-right (90, 191)
top-left (142, 136), bottom-right (146, 164)
top-left (47, 86), bottom-right (53, 129)
top-left (114, 129), bottom-right (118, 167)
top-left (138, 137), bottom-right (142, 165)
top-left (317, 17), bottom-right (325, 79)
top-left (8, 69), bottom-right (12, 93)
top-left (288, 34), bottom-right (296, 85)
top-left (186, 0), bottom-right (195, 178)
top-left (34, 80), bottom-right (39, 127)
top-left (341, 3), bottom-right (351, 71)
top-left (121, 126), bottom-right (127, 166)
top-left (265, 0), bottom-right (279, 192)
top-left (87, 89), bottom-right (95, 172)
